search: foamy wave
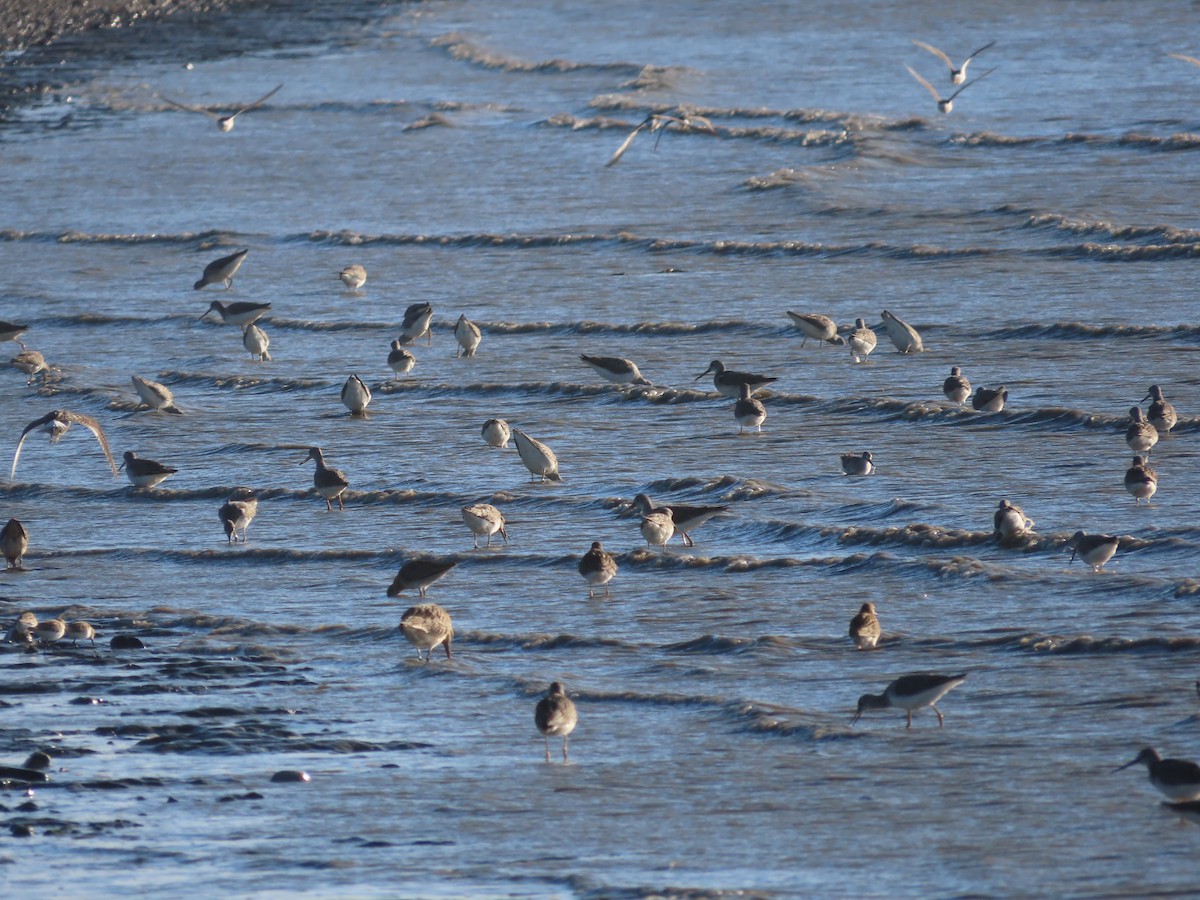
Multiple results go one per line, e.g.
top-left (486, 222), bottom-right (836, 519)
top-left (430, 32), bottom-right (645, 75)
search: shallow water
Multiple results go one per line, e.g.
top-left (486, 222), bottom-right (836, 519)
top-left (2, 0), bottom-right (1200, 896)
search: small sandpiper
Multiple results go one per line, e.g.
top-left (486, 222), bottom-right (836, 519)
top-left (630, 494), bottom-right (726, 548)
top-left (400, 302), bottom-right (433, 344)
top-left (971, 385), bottom-right (1007, 412)
top-left (462, 503), bottom-right (508, 548)
top-left (454, 314), bottom-right (482, 358)
top-left (840, 451), bottom-right (875, 476)
top-left (786, 312), bottom-right (844, 348)
top-left (200, 300), bottom-right (270, 326)
top-left (161, 83), bottom-right (281, 132)
top-left (338, 264), bottom-right (367, 292)
top-left (481, 418), bottom-right (511, 449)
top-left (341, 375), bottom-right (372, 416)
top-left (512, 428), bottom-right (561, 482)
top-left (1114, 748), bottom-right (1200, 802)
top-left (640, 507), bottom-right (675, 549)
top-left (535, 682), bottom-right (579, 763)
top-left (387, 558), bottom-right (458, 598)
top-left (302, 447), bottom-right (350, 511)
top-left (943, 366), bottom-right (971, 406)
top-left (1068, 530), bottom-right (1119, 572)
top-left (849, 602), bottom-right (881, 650)
top-left (7, 611), bottom-right (38, 643)
top-left (193, 249), bottom-right (249, 290)
top-left (12, 409), bottom-right (118, 481)
top-left (993, 499), bottom-right (1034, 544)
top-left (1142, 385), bottom-right (1177, 436)
top-left (387, 340), bottom-right (416, 379)
top-left (580, 354), bottom-right (651, 386)
top-left (36, 617), bottom-right (67, 648)
top-left (398, 603), bottom-right (453, 661)
top-left (1, 518), bottom-right (29, 569)
top-left (579, 541), bottom-right (618, 597)
top-left (734, 383), bottom-right (767, 434)
top-left (132, 375), bottom-right (182, 414)
top-left (219, 488), bottom-right (258, 543)
top-left (847, 318), bottom-right (877, 362)
top-left (1124, 456), bottom-right (1157, 505)
top-left (121, 451), bottom-right (177, 488)
top-left (12, 350), bottom-right (49, 384)
top-left (912, 39), bottom-right (995, 84)
top-left (851, 672), bottom-right (967, 728)
top-left (242, 323), bottom-right (271, 361)
top-left (878, 309), bottom-right (923, 353)
top-left (0, 320), bottom-right (29, 349)
top-left (696, 359), bottom-right (777, 397)
top-left (66, 620), bottom-right (96, 649)
top-left (1125, 406), bottom-right (1159, 454)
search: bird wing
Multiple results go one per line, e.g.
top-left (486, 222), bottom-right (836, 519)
top-left (905, 65), bottom-right (943, 103)
top-left (10, 411), bottom-right (59, 480)
top-left (966, 40), bottom-right (996, 63)
top-left (950, 66), bottom-right (996, 101)
top-left (605, 117), bottom-right (652, 167)
top-left (231, 83), bottom-right (284, 117)
top-left (159, 94), bottom-right (222, 121)
top-left (1168, 53), bottom-right (1200, 69)
top-left (912, 40), bottom-right (953, 70)
top-left (66, 411), bottom-right (118, 477)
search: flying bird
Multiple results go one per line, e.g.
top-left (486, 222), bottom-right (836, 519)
top-left (905, 64), bottom-right (996, 114)
top-left (605, 112), bottom-right (716, 168)
top-left (912, 39), bottom-right (995, 84)
top-left (11, 410), bottom-right (117, 481)
top-left (160, 83), bottom-right (283, 132)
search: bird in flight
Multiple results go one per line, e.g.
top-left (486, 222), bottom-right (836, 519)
top-left (11, 410), bottom-right (117, 481)
top-left (159, 83), bottom-right (283, 132)
top-left (912, 40), bottom-right (995, 84)
top-left (605, 111), bottom-right (716, 167)
top-left (906, 65), bottom-right (996, 113)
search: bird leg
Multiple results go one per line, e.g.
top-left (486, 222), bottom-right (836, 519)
top-left (934, 706), bottom-right (945, 727)
top-left (543, 737), bottom-right (551, 763)
top-left (906, 710), bottom-right (913, 729)
top-left (561, 737), bottom-right (569, 762)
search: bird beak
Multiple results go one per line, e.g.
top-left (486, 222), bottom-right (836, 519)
top-left (1069, 548), bottom-right (1078, 563)
top-left (1112, 758), bottom-right (1139, 774)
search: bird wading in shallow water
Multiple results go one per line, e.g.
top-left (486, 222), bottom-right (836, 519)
top-left (852, 673), bottom-right (967, 728)
top-left (1068, 531), bottom-right (1119, 572)
top-left (535, 682), bottom-right (578, 762)
top-left (1114, 748), bottom-right (1200, 802)
top-left (398, 603), bottom-right (453, 661)
top-left (302, 447), bottom-right (350, 511)
top-left (193, 249), bottom-right (249, 290)
top-left (849, 603), bottom-right (881, 650)
top-left (578, 541), bottom-right (618, 597)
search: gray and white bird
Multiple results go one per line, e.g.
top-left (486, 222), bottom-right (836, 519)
top-left (878, 309), bottom-right (923, 353)
top-left (341, 375), bottom-right (372, 416)
top-left (387, 559), bottom-right (458, 599)
top-left (398, 603), bottom-right (453, 661)
top-left (242, 323), bottom-right (271, 361)
top-left (400, 302), bottom-right (433, 345)
top-left (1143, 385), bottom-right (1178, 435)
top-left (535, 682), bottom-right (579, 762)
top-left (1126, 406), bottom-right (1159, 455)
top-left (971, 385), bottom-right (1007, 413)
top-left (696, 359), bottom-right (777, 398)
top-left (1114, 747), bottom-right (1200, 802)
top-left (6, 610), bottom-right (38, 643)
top-left (851, 672), bottom-right (967, 728)
top-left (121, 451), bottom-right (177, 489)
top-left (786, 312), bottom-right (844, 348)
top-left (0, 320), bottom-right (29, 349)
top-left (993, 499), bottom-right (1034, 543)
top-left (579, 541), bottom-right (618, 597)
top-left (160, 83), bottom-right (282, 133)
top-left (840, 451), bottom-right (875, 476)
top-left (387, 341), bottom-right (416, 379)
top-left (11, 410), bottom-right (117, 481)
top-left (629, 494), bottom-right (726, 548)
top-left (734, 383), bottom-right (766, 434)
top-left (302, 447), bottom-right (350, 511)
top-left (849, 602), bottom-right (881, 650)
top-left (132, 375), bottom-right (182, 414)
top-left (36, 617), bottom-right (67, 647)
top-left (1124, 455), bottom-right (1157, 505)
top-left (604, 111), bottom-right (716, 168)
top-left (905, 64), bottom-right (996, 114)
top-left (1068, 530), bottom-right (1119, 573)
top-left (454, 314), bottom-right (482, 358)
top-left (912, 39), bottom-right (995, 84)
top-left (580, 354), bottom-right (651, 386)
top-left (943, 366), bottom-right (971, 406)
top-left (338, 264), bottom-right (367, 292)
top-left (192, 249), bottom-right (249, 290)
top-left (640, 507), bottom-right (675, 549)
top-left (219, 488), bottom-right (258, 543)
top-left (200, 300), bottom-right (270, 326)
top-left (66, 620), bottom-right (97, 649)
top-left (481, 418), bottom-right (511, 449)
top-left (462, 503), bottom-right (508, 548)
top-left (847, 318), bottom-right (877, 362)
top-left (512, 428), bottom-right (561, 482)
top-left (1, 518), bottom-right (29, 569)
top-left (11, 349), bottom-right (49, 384)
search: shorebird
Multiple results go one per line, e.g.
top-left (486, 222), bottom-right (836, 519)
top-left (734, 383), bottom-right (766, 434)
top-left (1126, 406), bottom-right (1159, 454)
top-left (11, 410), bottom-right (117, 481)
top-left (462, 503), bottom-right (508, 548)
top-left (971, 385), bottom-right (1007, 412)
top-left (1143, 385), bottom-right (1178, 435)
top-left (160, 83), bottom-right (282, 132)
top-left (387, 559), bottom-right (457, 598)
top-left (943, 366), bottom-right (971, 406)
top-left (847, 318), bottom-right (877, 362)
top-left (604, 111), bottom-right (716, 168)
top-left (454, 314), bottom-right (482, 358)
top-left (849, 602), bottom-right (881, 650)
top-left (200, 300), bottom-right (270, 326)
top-left (398, 603), bottom-right (453, 661)
top-left (481, 418), bottom-right (511, 448)
top-left (993, 499), bottom-right (1034, 544)
top-left (580, 354), bottom-right (651, 386)
top-left (302, 447), bottom-right (349, 511)
top-left (696, 359), bottom-right (777, 398)
top-left (242, 323), bottom-right (271, 361)
top-left (535, 682), bottom-right (578, 762)
top-left (512, 428), bottom-right (561, 482)
top-left (193, 249), bottom-right (249, 290)
top-left (878, 309), bottom-right (923, 353)
top-left (341, 375), bottom-right (372, 416)
top-left (1124, 456), bottom-right (1157, 505)
top-left (11, 349), bottom-right (50, 384)
top-left (786, 312), bottom-right (844, 348)
top-left (851, 672), bottom-right (967, 728)
top-left (1068, 530), bottom-right (1119, 572)
top-left (640, 507), bottom-right (675, 549)
top-left (905, 65), bottom-right (995, 114)
top-left (219, 488), bottom-right (258, 543)
top-left (7, 611), bottom-right (38, 643)
top-left (840, 451), bottom-right (875, 476)
top-left (120, 451), bottom-right (177, 488)
top-left (579, 541), bottom-right (618, 597)
top-left (630, 494), bottom-right (727, 548)
top-left (912, 39), bottom-right (995, 84)
top-left (132, 375), bottom-right (182, 414)
top-left (0, 320), bottom-right (28, 349)
top-left (1, 518), bottom-right (28, 569)
top-left (338, 264), bottom-right (367, 292)
top-left (66, 621), bottom-right (96, 649)
top-left (387, 341), bottom-right (416, 379)
top-left (35, 617), bottom-right (67, 648)
top-left (400, 302), bottom-right (433, 345)
top-left (1115, 748), bottom-right (1200, 802)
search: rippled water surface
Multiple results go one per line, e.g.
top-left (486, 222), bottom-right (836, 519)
top-left (2, 0), bottom-right (1200, 896)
